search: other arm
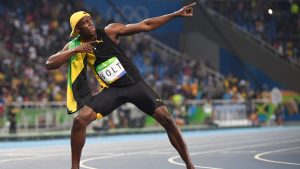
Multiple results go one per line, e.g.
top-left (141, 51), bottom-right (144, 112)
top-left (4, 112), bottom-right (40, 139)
top-left (45, 41), bottom-right (96, 70)
top-left (105, 2), bottom-right (196, 41)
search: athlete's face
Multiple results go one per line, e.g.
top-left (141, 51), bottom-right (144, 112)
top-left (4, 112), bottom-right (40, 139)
top-left (76, 16), bottom-right (96, 37)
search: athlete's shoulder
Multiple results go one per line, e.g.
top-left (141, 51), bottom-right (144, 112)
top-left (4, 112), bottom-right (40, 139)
top-left (68, 36), bottom-right (81, 49)
top-left (104, 23), bottom-right (125, 35)
top-left (69, 36), bottom-right (80, 42)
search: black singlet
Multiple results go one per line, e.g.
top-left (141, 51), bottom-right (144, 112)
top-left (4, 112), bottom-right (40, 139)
top-left (91, 29), bottom-right (143, 87)
top-left (84, 28), bottom-right (165, 117)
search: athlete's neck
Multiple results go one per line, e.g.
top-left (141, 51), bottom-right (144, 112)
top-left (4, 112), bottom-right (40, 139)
top-left (80, 34), bottom-right (97, 42)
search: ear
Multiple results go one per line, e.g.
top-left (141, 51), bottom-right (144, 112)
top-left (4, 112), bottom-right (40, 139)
top-left (75, 27), bottom-right (80, 34)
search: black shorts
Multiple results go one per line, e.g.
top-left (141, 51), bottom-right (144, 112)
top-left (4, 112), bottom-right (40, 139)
top-left (86, 80), bottom-right (165, 117)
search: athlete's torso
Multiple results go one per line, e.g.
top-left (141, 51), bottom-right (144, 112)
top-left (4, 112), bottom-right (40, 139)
top-left (87, 28), bottom-right (143, 87)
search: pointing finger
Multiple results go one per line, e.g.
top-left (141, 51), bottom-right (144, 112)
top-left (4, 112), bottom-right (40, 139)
top-left (87, 47), bottom-right (94, 53)
top-left (87, 40), bottom-right (98, 44)
top-left (186, 2), bottom-right (197, 8)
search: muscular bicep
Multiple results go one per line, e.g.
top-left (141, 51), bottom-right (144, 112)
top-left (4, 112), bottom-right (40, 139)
top-left (119, 22), bottom-right (150, 36)
top-left (105, 22), bottom-right (150, 38)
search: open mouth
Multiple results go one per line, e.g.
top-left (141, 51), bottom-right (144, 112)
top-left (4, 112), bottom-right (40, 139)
top-left (90, 27), bottom-right (96, 34)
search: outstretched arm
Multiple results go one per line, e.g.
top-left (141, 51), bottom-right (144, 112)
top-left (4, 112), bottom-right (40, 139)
top-left (105, 2), bottom-right (196, 41)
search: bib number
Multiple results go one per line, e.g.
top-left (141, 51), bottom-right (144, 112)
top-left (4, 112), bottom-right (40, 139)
top-left (95, 57), bottom-right (126, 84)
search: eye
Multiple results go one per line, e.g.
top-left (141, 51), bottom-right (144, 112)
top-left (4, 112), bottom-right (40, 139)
top-left (84, 19), bottom-right (89, 24)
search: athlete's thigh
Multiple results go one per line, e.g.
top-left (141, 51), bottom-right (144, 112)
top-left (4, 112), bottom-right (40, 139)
top-left (86, 87), bottom-right (125, 117)
top-left (127, 81), bottom-right (164, 115)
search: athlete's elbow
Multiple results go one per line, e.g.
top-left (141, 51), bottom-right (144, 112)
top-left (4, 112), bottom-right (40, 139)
top-left (45, 62), bottom-right (53, 70)
top-left (45, 60), bottom-right (58, 70)
top-left (141, 20), bottom-right (154, 32)
top-left (144, 27), bottom-right (152, 32)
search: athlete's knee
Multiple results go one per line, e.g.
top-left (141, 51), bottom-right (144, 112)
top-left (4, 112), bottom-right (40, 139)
top-left (73, 115), bottom-right (88, 129)
top-left (73, 116), bottom-right (85, 128)
top-left (73, 107), bottom-right (95, 128)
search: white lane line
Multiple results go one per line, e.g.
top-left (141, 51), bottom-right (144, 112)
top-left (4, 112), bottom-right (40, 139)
top-left (80, 139), bottom-right (269, 169)
top-left (0, 155), bottom-right (50, 163)
top-left (147, 151), bottom-right (173, 155)
top-left (168, 139), bottom-right (300, 169)
top-left (80, 137), bottom-right (300, 169)
top-left (254, 146), bottom-right (300, 166)
top-left (80, 151), bottom-right (153, 169)
top-left (221, 150), bottom-right (259, 154)
top-left (168, 158), bottom-right (222, 169)
top-left (1, 134), bottom-right (298, 168)
top-left (0, 153), bottom-right (40, 157)
top-left (80, 137), bottom-right (271, 169)
top-left (80, 136), bottom-right (281, 169)
top-left (0, 153), bottom-right (69, 164)
top-left (80, 154), bottom-right (126, 169)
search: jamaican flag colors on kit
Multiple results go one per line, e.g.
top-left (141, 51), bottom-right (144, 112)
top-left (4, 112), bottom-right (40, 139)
top-left (66, 36), bottom-right (107, 114)
top-left (66, 28), bottom-right (143, 114)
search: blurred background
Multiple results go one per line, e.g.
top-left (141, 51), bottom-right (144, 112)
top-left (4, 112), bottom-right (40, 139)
top-left (0, 0), bottom-right (299, 139)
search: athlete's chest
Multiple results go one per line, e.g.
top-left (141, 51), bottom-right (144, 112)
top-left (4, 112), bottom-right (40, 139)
top-left (85, 36), bottom-right (128, 84)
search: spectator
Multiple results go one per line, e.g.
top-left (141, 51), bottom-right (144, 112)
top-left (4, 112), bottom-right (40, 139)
top-left (7, 106), bottom-right (17, 134)
top-left (207, 0), bottom-right (300, 67)
top-left (0, 94), bottom-right (4, 128)
top-left (274, 103), bottom-right (285, 126)
top-left (0, 0), bottom-right (282, 130)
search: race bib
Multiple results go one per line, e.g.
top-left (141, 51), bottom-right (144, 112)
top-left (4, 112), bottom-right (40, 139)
top-left (95, 57), bottom-right (126, 84)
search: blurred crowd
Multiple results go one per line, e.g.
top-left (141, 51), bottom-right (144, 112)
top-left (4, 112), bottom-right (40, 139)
top-left (206, 0), bottom-right (300, 67)
top-left (0, 0), bottom-right (263, 105)
top-left (0, 0), bottom-right (104, 104)
top-left (0, 0), bottom-right (299, 131)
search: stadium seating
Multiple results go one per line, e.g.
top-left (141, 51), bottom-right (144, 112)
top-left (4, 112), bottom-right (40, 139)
top-left (206, 0), bottom-right (300, 68)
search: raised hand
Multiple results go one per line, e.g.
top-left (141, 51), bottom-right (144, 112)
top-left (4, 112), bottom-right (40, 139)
top-left (174, 2), bottom-right (196, 17)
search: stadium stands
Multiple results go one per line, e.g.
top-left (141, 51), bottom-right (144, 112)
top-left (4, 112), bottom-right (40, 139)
top-left (0, 0), bottom-right (258, 104)
top-left (206, 0), bottom-right (300, 68)
top-left (0, 0), bottom-right (299, 131)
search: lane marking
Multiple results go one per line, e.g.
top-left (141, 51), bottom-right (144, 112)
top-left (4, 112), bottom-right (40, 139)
top-left (80, 137), bottom-right (300, 169)
top-left (220, 150), bottom-right (259, 154)
top-left (80, 151), bottom-right (155, 169)
top-left (1, 136), bottom-right (298, 168)
top-left (168, 159), bottom-right (222, 169)
top-left (0, 155), bottom-right (52, 163)
top-left (1, 131), bottom-right (299, 169)
top-left (254, 146), bottom-right (300, 166)
top-left (168, 139), bottom-right (300, 169)
top-left (80, 154), bottom-right (126, 169)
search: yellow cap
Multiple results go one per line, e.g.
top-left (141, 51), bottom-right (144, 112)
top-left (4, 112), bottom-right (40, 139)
top-left (69, 11), bottom-right (90, 38)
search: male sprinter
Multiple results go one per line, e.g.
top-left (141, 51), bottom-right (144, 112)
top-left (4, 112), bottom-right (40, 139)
top-left (46, 2), bottom-right (196, 169)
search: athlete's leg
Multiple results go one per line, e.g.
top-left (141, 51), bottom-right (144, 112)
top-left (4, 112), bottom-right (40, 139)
top-left (125, 81), bottom-right (194, 168)
top-left (152, 106), bottom-right (195, 169)
top-left (71, 106), bottom-right (97, 169)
